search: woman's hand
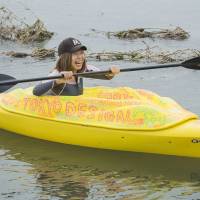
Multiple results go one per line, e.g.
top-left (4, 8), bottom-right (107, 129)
top-left (55, 71), bottom-right (74, 84)
top-left (105, 66), bottom-right (120, 79)
top-left (110, 66), bottom-right (120, 75)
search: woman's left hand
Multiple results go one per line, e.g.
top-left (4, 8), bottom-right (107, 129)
top-left (110, 66), bottom-right (120, 76)
top-left (105, 66), bottom-right (120, 79)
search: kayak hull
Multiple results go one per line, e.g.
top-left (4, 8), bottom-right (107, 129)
top-left (1, 106), bottom-right (200, 158)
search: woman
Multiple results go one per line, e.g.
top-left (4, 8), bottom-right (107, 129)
top-left (33, 37), bottom-right (120, 96)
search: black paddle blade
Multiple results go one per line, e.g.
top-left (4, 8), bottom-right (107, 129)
top-left (182, 56), bottom-right (200, 70)
top-left (0, 74), bottom-right (16, 93)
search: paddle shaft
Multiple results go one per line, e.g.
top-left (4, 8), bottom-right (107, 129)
top-left (0, 63), bottom-right (180, 86)
top-left (78, 63), bottom-right (181, 74)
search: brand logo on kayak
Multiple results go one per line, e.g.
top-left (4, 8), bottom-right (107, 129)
top-left (192, 139), bottom-right (200, 143)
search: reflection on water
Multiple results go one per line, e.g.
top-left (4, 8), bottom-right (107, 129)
top-left (1, 130), bottom-right (200, 199)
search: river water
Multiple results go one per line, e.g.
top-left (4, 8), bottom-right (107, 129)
top-left (0, 0), bottom-right (200, 199)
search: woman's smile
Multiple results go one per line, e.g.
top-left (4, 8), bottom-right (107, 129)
top-left (72, 50), bottom-right (86, 70)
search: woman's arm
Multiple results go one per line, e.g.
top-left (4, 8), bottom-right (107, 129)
top-left (82, 65), bottom-right (120, 80)
top-left (33, 81), bottom-right (54, 96)
top-left (32, 70), bottom-right (59, 96)
top-left (32, 70), bottom-right (75, 96)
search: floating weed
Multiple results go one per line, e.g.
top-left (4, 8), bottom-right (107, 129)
top-left (108, 27), bottom-right (190, 40)
top-left (0, 6), bottom-right (53, 43)
top-left (1, 47), bottom-right (200, 63)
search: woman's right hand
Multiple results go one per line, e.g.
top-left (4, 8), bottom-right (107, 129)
top-left (55, 71), bottom-right (74, 84)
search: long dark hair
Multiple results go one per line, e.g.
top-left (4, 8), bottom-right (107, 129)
top-left (55, 52), bottom-right (86, 72)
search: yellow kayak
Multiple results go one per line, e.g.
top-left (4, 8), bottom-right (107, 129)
top-left (0, 86), bottom-right (200, 158)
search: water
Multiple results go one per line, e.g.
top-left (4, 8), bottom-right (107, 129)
top-left (1, 131), bottom-right (200, 200)
top-left (0, 0), bottom-right (200, 199)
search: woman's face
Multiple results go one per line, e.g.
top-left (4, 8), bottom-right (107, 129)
top-left (71, 50), bottom-right (85, 71)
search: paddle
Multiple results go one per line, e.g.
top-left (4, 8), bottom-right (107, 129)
top-left (0, 56), bottom-right (199, 93)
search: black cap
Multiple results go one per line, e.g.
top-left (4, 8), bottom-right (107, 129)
top-left (58, 37), bottom-right (87, 56)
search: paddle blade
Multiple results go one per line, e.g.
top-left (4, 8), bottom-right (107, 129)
top-left (182, 56), bottom-right (200, 69)
top-left (0, 74), bottom-right (16, 93)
